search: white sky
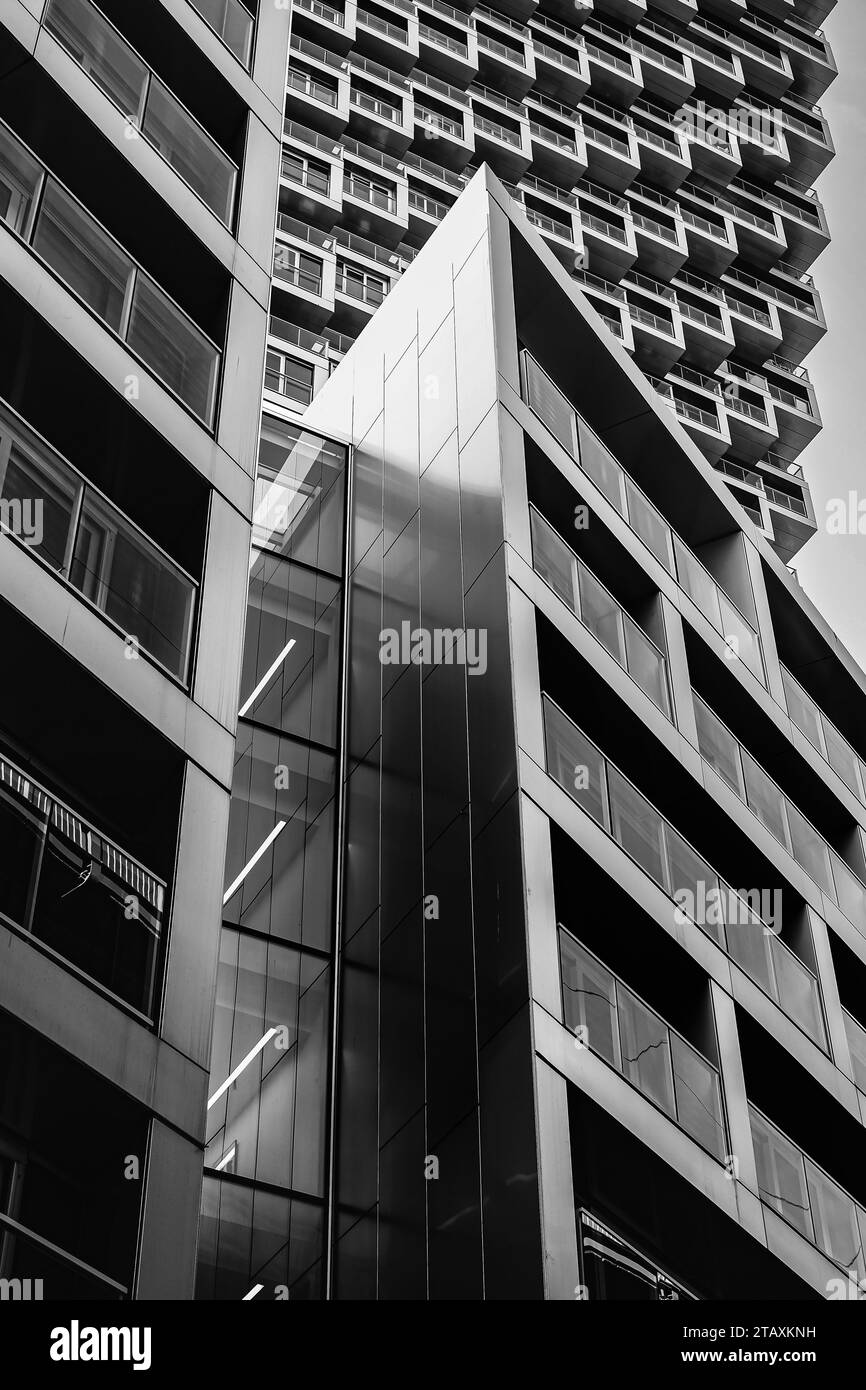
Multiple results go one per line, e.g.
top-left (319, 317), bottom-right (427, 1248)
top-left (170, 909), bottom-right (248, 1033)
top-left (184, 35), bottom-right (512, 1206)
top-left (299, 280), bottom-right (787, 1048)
top-left (789, 3), bottom-right (866, 669)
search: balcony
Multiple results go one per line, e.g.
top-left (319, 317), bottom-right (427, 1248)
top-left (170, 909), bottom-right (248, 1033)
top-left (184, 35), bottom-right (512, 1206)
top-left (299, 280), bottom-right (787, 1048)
top-left (582, 22), bottom-right (643, 105)
top-left (626, 32), bottom-right (694, 106)
top-left (630, 100), bottom-right (691, 192)
top-left (678, 202), bottom-right (736, 278)
top-left (0, 403), bottom-right (196, 683)
top-left (472, 10), bottom-right (535, 101)
top-left (777, 97), bottom-right (834, 184)
top-left (416, 1), bottom-right (477, 86)
top-left (560, 931), bottom-right (727, 1161)
top-left (525, 95), bottom-right (587, 184)
top-left (629, 184), bottom-right (687, 278)
top-left (637, 19), bottom-right (744, 102)
top-left (689, 17), bottom-right (793, 102)
top-left (531, 507), bottom-right (672, 718)
top-left (724, 266), bottom-right (825, 364)
top-left (650, 375), bottom-right (728, 461)
top-left (45, 0), bottom-right (239, 226)
top-left (576, 186), bottom-right (637, 280)
top-left (0, 122), bottom-right (220, 427)
top-left (348, 61), bottom-right (413, 153)
top-left (744, 15), bottom-right (837, 105)
top-left (470, 88), bottom-right (531, 180)
top-left (286, 49), bottom-right (349, 137)
top-left (341, 155), bottom-right (408, 246)
top-left (781, 666), bottom-right (866, 817)
top-left (694, 693), bottom-right (866, 946)
top-left (354, 5), bottom-right (419, 74)
top-left (520, 351), bottom-right (766, 690)
top-left (578, 97), bottom-right (640, 191)
top-left (280, 122), bottom-right (344, 229)
top-left (529, 18), bottom-right (590, 104)
top-left (0, 742), bottom-right (165, 1016)
top-left (733, 176), bottom-right (829, 276)
top-left (291, 0), bottom-right (355, 54)
top-left (751, 1106), bottom-right (866, 1278)
top-left (543, 698), bottom-right (826, 1051)
top-left (273, 215), bottom-right (337, 328)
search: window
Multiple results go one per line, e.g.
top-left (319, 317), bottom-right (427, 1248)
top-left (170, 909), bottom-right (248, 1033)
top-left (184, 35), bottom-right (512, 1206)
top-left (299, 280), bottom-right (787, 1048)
top-left (578, 563), bottom-right (626, 665)
top-left (265, 351), bottom-right (315, 407)
top-left (127, 276), bottom-right (218, 426)
top-left (46, 0), bottom-right (237, 225)
top-left (607, 766), bottom-right (667, 887)
top-left (46, 0), bottom-right (147, 118)
top-left (560, 932), bottom-right (619, 1067)
top-left (71, 493), bottom-right (195, 680)
top-left (521, 351), bottom-right (578, 457)
top-left (190, 0), bottom-right (254, 67)
top-left (751, 1108), bottom-right (812, 1240)
top-left (32, 181), bottom-right (134, 333)
top-left (618, 985), bottom-right (675, 1118)
top-left (694, 696), bottom-right (745, 797)
top-left (282, 150), bottom-right (331, 196)
top-left (336, 261), bottom-right (387, 305)
top-left (0, 125), bottom-right (43, 238)
top-left (273, 243), bottom-right (324, 295)
top-left (0, 407), bottom-right (196, 681)
top-left (142, 78), bottom-right (237, 224)
top-left (543, 697), bottom-right (608, 828)
top-left (579, 1212), bottom-right (696, 1301)
top-left (344, 167), bottom-right (397, 212)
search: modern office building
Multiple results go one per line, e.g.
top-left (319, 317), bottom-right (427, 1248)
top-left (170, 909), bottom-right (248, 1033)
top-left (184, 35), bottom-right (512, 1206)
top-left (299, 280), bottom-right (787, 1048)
top-left (2, 0), bottom-right (855, 1305)
top-left (0, 0), bottom-right (287, 1298)
top-left (202, 162), bottom-right (866, 1303)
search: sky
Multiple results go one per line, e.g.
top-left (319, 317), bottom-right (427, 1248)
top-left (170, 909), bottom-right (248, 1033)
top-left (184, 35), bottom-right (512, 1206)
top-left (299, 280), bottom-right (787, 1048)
top-left (788, 2), bottom-right (866, 668)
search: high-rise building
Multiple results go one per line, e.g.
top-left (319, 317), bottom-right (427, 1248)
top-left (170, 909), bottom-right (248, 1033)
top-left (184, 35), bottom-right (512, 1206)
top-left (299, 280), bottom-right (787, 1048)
top-left (0, 0), bottom-right (287, 1298)
top-left (202, 163), bottom-right (866, 1304)
top-left (1, 0), bottom-right (854, 1307)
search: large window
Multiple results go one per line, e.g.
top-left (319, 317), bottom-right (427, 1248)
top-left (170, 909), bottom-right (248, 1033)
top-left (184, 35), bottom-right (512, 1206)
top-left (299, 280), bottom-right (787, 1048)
top-left (336, 260), bottom-right (387, 306)
top-left (544, 697), bottom-right (828, 1051)
top-left (560, 932), bottom-right (727, 1162)
top-left (0, 408), bottom-right (196, 682)
top-left (0, 121), bottom-right (220, 425)
top-left (189, 0), bottom-right (254, 68)
top-left (0, 747), bottom-right (165, 1014)
top-left (273, 243), bottom-right (323, 295)
top-left (579, 1212), bottom-right (696, 1301)
top-left (45, 0), bottom-right (238, 224)
top-left (265, 350), bottom-right (315, 407)
top-left (0, 1013), bottom-right (149, 1298)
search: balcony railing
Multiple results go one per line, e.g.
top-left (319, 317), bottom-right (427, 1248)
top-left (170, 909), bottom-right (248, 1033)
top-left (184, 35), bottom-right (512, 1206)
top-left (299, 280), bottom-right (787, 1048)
top-left (408, 188), bottom-right (449, 219)
top-left (0, 745), bottom-right (165, 1015)
top-left (531, 508), bottom-right (671, 718)
top-left (476, 31), bottom-right (525, 65)
top-left (474, 113), bottom-right (521, 146)
top-left (765, 484), bottom-right (807, 516)
top-left (0, 121), bottom-right (219, 427)
top-left (46, 0), bottom-right (238, 225)
top-left (525, 208), bottom-right (571, 239)
top-left (781, 665), bottom-right (866, 812)
top-left (287, 66), bottom-right (339, 107)
top-left (295, 0), bottom-right (345, 25)
top-left (520, 351), bottom-right (766, 689)
top-left (418, 22), bottom-right (468, 56)
top-left (358, 10), bottom-right (407, 42)
top-left (544, 697), bottom-right (826, 1050)
top-left (0, 403), bottom-right (196, 682)
top-left (416, 105), bottom-right (463, 137)
top-left (694, 692), bottom-right (866, 944)
top-left (751, 1104), bottom-right (866, 1277)
top-left (351, 89), bottom-right (402, 123)
top-left (336, 270), bottom-right (388, 305)
top-left (560, 930), bottom-right (727, 1161)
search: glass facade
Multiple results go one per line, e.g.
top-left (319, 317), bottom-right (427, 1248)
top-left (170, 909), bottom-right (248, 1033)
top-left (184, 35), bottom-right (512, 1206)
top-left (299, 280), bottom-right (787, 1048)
top-left (197, 419), bottom-right (347, 1300)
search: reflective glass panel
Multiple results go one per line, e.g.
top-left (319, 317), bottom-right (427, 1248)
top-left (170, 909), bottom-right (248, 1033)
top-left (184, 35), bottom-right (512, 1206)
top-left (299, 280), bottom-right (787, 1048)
top-left (127, 276), bottom-right (218, 425)
top-left (751, 1108), bottom-right (812, 1240)
top-left (559, 932), bottom-right (619, 1066)
top-left (607, 766), bottom-right (666, 888)
top-left (543, 698), bottom-right (608, 828)
top-left (617, 983), bottom-right (675, 1118)
top-left (33, 182), bottom-right (133, 333)
top-left (144, 78), bottom-right (236, 224)
top-left (671, 1033), bottom-right (725, 1161)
